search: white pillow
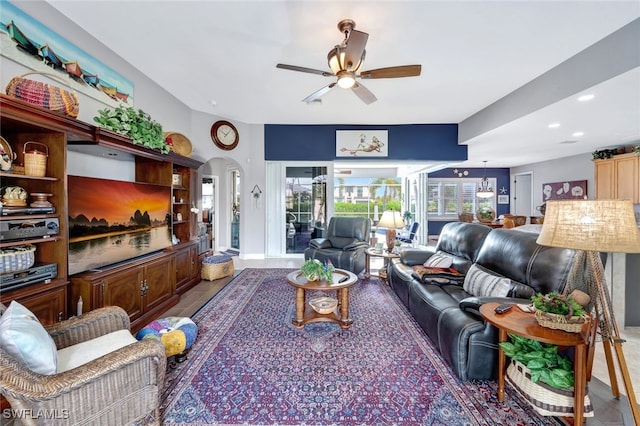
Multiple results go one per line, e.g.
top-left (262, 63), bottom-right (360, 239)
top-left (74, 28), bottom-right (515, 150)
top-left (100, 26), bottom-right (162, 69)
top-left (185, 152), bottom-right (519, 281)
top-left (0, 301), bottom-right (57, 375)
top-left (424, 252), bottom-right (453, 268)
top-left (463, 264), bottom-right (512, 297)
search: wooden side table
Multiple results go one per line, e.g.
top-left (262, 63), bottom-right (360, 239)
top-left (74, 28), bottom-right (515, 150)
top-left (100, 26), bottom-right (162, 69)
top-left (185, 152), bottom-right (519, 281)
top-left (480, 302), bottom-right (595, 425)
top-left (364, 247), bottom-right (399, 281)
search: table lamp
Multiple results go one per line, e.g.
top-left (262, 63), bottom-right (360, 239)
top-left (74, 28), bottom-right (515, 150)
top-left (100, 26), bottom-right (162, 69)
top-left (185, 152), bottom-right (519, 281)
top-left (536, 199), bottom-right (640, 424)
top-left (377, 210), bottom-right (404, 252)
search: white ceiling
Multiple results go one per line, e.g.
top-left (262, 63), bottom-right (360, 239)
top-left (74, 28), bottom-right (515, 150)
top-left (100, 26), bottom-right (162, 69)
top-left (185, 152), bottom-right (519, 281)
top-left (44, 1), bottom-right (640, 168)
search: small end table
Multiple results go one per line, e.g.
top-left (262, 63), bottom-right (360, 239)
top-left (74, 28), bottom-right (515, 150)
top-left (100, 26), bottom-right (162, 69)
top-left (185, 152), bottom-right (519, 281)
top-left (286, 269), bottom-right (358, 329)
top-left (480, 302), bottom-right (595, 425)
top-left (364, 247), bottom-right (399, 282)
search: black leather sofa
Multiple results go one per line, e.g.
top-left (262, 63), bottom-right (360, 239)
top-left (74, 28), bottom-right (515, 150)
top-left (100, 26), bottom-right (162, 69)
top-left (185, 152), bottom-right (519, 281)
top-left (304, 216), bottom-right (371, 274)
top-left (388, 221), bottom-right (577, 381)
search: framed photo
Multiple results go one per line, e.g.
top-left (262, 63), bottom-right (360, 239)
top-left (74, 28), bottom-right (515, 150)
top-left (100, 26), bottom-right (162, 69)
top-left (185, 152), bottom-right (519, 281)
top-left (336, 130), bottom-right (388, 157)
top-left (497, 195), bottom-right (509, 204)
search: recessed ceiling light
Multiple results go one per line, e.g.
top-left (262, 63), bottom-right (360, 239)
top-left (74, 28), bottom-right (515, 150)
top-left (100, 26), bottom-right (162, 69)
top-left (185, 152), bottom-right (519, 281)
top-left (548, 123), bottom-right (560, 129)
top-left (559, 140), bottom-right (578, 144)
top-left (577, 94), bottom-right (595, 102)
top-left (572, 131), bottom-right (584, 137)
top-left (209, 100), bottom-right (217, 106)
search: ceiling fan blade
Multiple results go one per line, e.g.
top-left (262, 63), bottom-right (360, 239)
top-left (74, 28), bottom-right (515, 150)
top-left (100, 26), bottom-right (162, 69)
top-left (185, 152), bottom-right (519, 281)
top-left (276, 63), bottom-right (333, 77)
top-left (351, 82), bottom-right (377, 104)
top-left (302, 82), bottom-right (337, 103)
top-left (360, 65), bottom-right (422, 79)
top-left (343, 29), bottom-right (368, 70)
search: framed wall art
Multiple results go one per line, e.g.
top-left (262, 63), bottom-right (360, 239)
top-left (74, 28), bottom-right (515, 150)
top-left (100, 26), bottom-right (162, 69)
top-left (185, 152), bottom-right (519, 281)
top-left (542, 180), bottom-right (587, 201)
top-left (336, 130), bottom-right (388, 157)
top-left (1, 1), bottom-right (134, 107)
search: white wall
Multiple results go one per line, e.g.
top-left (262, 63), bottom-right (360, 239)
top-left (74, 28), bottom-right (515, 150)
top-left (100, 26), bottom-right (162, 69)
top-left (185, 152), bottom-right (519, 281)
top-left (510, 152), bottom-right (594, 206)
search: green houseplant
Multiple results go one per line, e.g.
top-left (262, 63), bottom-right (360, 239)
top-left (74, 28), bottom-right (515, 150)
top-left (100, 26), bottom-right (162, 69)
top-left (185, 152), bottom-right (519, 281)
top-left (532, 292), bottom-right (585, 317)
top-left (300, 259), bottom-right (334, 282)
top-left (500, 334), bottom-right (574, 390)
top-left (94, 106), bottom-right (169, 153)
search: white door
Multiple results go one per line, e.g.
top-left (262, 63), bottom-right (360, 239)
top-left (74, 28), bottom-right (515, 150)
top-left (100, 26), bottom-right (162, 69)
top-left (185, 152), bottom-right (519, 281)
top-left (512, 172), bottom-right (533, 217)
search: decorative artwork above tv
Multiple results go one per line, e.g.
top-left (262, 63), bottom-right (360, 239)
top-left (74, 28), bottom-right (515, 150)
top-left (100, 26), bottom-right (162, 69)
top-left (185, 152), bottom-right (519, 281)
top-left (68, 175), bottom-right (172, 275)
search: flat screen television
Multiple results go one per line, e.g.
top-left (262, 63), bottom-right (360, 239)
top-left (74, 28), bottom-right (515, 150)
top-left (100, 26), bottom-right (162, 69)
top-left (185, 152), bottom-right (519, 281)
top-left (68, 175), bottom-right (172, 275)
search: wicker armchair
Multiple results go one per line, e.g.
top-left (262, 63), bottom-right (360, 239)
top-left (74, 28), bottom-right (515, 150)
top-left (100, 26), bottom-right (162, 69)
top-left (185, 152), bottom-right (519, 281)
top-left (0, 304), bottom-right (166, 426)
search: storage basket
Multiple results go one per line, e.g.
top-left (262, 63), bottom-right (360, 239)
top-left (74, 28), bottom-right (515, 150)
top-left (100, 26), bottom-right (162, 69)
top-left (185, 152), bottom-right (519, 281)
top-left (164, 132), bottom-right (193, 157)
top-left (23, 141), bottom-right (48, 177)
top-left (202, 255), bottom-right (234, 280)
top-left (534, 309), bottom-right (589, 333)
top-left (5, 72), bottom-right (79, 118)
top-left (506, 360), bottom-right (593, 418)
top-left (1, 245), bottom-right (36, 274)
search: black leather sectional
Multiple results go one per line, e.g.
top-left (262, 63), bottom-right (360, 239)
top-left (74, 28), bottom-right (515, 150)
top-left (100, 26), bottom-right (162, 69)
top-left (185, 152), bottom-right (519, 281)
top-left (387, 221), bottom-right (578, 381)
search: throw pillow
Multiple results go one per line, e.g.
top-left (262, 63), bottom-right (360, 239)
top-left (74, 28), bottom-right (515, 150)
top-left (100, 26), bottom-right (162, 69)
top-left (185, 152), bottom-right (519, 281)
top-left (462, 264), bottom-right (512, 297)
top-left (412, 265), bottom-right (465, 286)
top-left (423, 252), bottom-right (453, 268)
top-left (0, 300), bottom-right (57, 375)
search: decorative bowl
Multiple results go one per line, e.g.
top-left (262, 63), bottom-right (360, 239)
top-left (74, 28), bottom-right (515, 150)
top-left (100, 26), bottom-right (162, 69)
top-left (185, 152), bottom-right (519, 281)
top-left (309, 297), bottom-right (338, 314)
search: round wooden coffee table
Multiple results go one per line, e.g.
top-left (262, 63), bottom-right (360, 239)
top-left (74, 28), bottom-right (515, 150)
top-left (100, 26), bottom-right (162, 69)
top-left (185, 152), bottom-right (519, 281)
top-left (286, 268), bottom-right (358, 329)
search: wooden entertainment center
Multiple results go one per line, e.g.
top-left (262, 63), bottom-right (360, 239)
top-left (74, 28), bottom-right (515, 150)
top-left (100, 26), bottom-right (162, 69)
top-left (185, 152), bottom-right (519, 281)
top-left (0, 94), bottom-right (204, 332)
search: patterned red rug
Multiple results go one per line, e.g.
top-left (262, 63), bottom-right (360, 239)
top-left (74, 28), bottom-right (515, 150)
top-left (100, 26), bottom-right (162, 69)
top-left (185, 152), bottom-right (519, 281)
top-left (160, 268), bottom-right (561, 425)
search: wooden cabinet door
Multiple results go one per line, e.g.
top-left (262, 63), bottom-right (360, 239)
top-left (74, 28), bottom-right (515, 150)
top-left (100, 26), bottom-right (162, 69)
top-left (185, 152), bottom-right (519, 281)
top-left (144, 255), bottom-right (175, 312)
top-left (614, 155), bottom-right (639, 202)
top-left (594, 160), bottom-right (615, 199)
top-left (103, 268), bottom-right (144, 321)
top-left (17, 287), bottom-right (67, 325)
top-left (175, 246), bottom-right (192, 292)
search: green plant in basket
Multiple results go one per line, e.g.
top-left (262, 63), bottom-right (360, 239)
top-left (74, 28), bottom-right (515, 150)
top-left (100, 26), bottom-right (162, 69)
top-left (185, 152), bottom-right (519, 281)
top-left (94, 106), bottom-right (169, 153)
top-left (532, 292), bottom-right (585, 317)
top-left (500, 334), bottom-right (574, 390)
top-left (300, 259), bottom-right (334, 282)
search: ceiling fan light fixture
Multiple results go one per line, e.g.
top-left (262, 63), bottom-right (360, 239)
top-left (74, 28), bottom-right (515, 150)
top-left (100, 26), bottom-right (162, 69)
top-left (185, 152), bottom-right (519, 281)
top-left (337, 71), bottom-right (356, 88)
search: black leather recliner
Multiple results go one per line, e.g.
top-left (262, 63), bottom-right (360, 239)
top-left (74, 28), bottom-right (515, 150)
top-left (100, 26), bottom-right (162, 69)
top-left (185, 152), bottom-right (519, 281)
top-left (304, 216), bottom-right (370, 274)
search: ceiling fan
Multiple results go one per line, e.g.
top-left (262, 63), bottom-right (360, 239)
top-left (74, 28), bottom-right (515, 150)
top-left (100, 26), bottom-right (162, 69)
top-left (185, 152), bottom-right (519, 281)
top-left (276, 19), bottom-right (421, 104)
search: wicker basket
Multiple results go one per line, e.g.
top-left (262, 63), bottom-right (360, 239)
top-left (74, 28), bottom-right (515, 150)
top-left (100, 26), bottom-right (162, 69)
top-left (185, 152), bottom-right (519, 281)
top-left (534, 309), bottom-right (589, 333)
top-left (164, 132), bottom-right (193, 157)
top-left (24, 141), bottom-right (48, 177)
top-left (506, 360), bottom-right (593, 418)
top-left (201, 255), bottom-right (234, 281)
top-left (1, 245), bottom-right (36, 274)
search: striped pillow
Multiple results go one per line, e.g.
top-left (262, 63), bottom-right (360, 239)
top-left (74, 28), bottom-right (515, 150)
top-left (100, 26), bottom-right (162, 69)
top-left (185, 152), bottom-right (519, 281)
top-left (424, 252), bottom-right (453, 268)
top-left (463, 264), bottom-right (512, 297)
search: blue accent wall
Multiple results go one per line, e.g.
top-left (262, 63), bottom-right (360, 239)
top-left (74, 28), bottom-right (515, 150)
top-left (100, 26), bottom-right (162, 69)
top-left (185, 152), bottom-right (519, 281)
top-left (265, 124), bottom-right (465, 161)
top-left (427, 167), bottom-right (511, 235)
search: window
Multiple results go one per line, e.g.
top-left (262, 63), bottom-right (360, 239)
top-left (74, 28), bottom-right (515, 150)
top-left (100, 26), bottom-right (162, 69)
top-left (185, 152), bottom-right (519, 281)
top-left (427, 178), bottom-right (496, 220)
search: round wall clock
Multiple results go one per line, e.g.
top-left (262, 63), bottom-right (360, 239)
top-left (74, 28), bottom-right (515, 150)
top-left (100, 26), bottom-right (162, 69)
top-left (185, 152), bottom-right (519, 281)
top-left (211, 120), bottom-right (239, 150)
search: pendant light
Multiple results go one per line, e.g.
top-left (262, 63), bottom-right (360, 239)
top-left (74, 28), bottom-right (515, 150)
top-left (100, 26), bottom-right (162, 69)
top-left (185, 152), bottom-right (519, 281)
top-left (477, 161), bottom-right (494, 198)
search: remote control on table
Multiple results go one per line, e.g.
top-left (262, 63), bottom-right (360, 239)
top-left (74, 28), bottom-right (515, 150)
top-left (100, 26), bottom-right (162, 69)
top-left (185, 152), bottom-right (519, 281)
top-left (494, 304), bottom-right (513, 314)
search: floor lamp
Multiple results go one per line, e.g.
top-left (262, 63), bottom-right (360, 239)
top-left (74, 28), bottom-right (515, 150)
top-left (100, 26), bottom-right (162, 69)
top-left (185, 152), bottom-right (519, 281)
top-left (536, 199), bottom-right (640, 424)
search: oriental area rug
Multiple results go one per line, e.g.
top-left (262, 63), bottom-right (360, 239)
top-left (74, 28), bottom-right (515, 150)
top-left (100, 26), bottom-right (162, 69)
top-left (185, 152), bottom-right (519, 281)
top-left (160, 268), bottom-right (561, 425)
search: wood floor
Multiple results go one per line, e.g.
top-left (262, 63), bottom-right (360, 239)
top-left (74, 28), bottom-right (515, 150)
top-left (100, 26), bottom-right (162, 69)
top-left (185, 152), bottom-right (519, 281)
top-left (165, 256), bottom-right (639, 425)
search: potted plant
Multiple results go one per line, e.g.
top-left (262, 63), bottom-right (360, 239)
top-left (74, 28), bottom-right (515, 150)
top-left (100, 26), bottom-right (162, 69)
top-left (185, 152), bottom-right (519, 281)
top-left (300, 259), bottom-right (334, 282)
top-left (531, 291), bottom-right (589, 332)
top-left (94, 106), bottom-right (170, 153)
top-left (500, 334), bottom-right (574, 390)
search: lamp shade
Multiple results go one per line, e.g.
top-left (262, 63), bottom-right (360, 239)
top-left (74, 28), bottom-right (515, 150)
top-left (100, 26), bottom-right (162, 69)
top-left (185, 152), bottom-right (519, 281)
top-left (537, 199), bottom-right (640, 253)
top-left (377, 210), bottom-right (404, 229)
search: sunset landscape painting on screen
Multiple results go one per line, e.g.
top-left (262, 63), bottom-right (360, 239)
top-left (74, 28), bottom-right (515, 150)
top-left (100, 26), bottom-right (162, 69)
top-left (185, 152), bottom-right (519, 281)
top-left (68, 175), bottom-right (172, 275)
